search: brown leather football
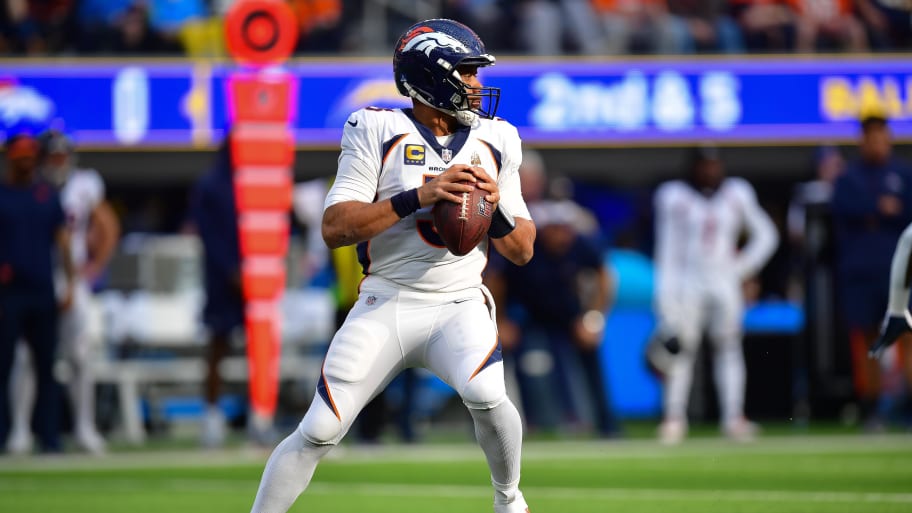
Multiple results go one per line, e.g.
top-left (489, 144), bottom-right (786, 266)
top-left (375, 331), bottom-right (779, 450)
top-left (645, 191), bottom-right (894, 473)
top-left (432, 180), bottom-right (493, 256)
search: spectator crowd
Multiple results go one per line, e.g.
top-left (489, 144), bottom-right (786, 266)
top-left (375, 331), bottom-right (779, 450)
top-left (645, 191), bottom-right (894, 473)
top-left (1, 0), bottom-right (911, 58)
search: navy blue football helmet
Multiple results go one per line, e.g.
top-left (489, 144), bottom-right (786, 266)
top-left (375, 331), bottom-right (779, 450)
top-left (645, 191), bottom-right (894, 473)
top-left (393, 19), bottom-right (500, 125)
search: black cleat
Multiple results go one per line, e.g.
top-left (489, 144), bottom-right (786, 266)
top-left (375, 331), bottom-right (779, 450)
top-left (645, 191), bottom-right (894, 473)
top-left (870, 313), bottom-right (912, 358)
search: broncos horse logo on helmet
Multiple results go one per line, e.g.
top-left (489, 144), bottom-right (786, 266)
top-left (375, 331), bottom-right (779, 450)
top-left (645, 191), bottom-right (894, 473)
top-left (404, 32), bottom-right (468, 57)
top-left (393, 19), bottom-right (500, 126)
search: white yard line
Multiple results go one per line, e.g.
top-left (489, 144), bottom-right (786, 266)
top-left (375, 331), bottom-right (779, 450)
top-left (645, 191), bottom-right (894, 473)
top-left (304, 482), bottom-right (912, 504)
top-left (2, 478), bottom-right (911, 505)
top-left (1, 433), bottom-right (910, 472)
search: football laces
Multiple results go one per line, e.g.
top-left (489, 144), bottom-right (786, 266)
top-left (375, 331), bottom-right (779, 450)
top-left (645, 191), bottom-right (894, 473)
top-left (458, 191), bottom-right (469, 220)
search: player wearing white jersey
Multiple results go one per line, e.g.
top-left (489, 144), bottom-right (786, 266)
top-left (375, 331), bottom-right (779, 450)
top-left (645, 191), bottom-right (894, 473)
top-left (325, 107), bottom-right (528, 292)
top-left (250, 19), bottom-right (536, 513)
top-left (7, 131), bottom-right (119, 455)
top-left (653, 146), bottom-right (778, 445)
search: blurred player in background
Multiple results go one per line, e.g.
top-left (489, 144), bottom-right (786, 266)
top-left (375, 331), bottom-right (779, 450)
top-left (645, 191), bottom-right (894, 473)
top-left (250, 19), bottom-right (536, 513)
top-left (486, 152), bottom-right (619, 438)
top-left (6, 130), bottom-right (118, 455)
top-left (653, 145), bottom-right (778, 444)
top-left (189, 137), bottom-right (245, 448)
top-left (832, 114), bottom-right (912, 430)
top-left (0, 132), bottom-right (74, 454)
top-left (787, 144), bottom-right (845, 297)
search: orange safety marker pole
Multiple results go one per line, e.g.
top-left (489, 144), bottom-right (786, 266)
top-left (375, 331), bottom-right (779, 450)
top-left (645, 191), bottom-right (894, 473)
top-left (224, 0), bottom-right (298, 432)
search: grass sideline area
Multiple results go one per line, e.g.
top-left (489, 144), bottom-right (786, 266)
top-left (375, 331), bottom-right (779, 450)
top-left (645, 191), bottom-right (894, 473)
top-left (1, 431), bottom-right (911, 513)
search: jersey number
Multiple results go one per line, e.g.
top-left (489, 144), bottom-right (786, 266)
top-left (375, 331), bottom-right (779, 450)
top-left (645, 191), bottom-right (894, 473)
top-left (702, 214), bottom-right (717, 251)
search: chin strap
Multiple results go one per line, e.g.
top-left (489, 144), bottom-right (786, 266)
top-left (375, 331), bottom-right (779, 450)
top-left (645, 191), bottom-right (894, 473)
top-left (452, 109), bottom-right (478, 126)
top-left (405, 83), bottom-right (478, 126)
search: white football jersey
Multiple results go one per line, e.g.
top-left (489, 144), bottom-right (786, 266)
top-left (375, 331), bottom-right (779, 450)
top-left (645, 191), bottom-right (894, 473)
top-left (654, 177), bottom-right (778, 293)
top-left (324, 107), bottom-right (531, 293)
top-left (60, 168), bottom-right (105, 268)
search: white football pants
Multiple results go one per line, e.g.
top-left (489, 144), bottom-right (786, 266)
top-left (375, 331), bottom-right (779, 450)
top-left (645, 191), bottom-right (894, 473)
top-left (250, 276), bottom-right (527, 513)
top-left (662, 279), bottom-right (746, 425)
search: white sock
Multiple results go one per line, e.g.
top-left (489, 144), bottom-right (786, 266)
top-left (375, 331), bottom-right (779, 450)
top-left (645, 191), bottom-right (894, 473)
top-left (714, 341), bottom-right (746, 425)
top-left (250, 432), bottom-right (332, 513)
top-left (9, 344), bottom-right (35, 438)
top-left (664, 349), bottom-right (696, 421)
top-left (468, 399), bottom-right (525, 507)
top-left (69, 359), bottom-right (98, 435)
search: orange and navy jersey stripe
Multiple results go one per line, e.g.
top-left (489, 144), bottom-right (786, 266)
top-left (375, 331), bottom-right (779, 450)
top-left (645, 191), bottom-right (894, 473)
top-left (381, 133), bottom-right (410, 170)
top-left (478, 139), bottom-right (502, 176)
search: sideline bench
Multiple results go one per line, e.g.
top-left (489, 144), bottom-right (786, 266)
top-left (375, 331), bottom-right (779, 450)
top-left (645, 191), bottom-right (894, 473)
top-left (87, 288), bottom-right (333, 444)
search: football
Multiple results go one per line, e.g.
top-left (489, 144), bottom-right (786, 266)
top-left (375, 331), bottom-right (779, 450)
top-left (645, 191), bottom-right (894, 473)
top-left (432, 180), bottom-right (493, 256)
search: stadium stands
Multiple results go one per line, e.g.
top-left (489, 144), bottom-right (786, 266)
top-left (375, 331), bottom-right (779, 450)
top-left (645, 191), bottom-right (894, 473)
top-left (1, 0), bottom-right (911, 58)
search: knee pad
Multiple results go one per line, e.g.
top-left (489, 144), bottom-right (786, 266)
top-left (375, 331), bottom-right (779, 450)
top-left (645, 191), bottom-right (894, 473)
top-left (461, 363), bottom-right (507, 410)
top-left (297, 387), bottom-right (352, 445)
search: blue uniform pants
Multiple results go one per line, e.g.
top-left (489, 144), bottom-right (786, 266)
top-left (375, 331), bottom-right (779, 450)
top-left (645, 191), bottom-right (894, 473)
top-left (0, 291), bottom-right (61, 452)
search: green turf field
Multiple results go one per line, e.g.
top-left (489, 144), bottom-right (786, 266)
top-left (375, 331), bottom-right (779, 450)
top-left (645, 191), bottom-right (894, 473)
top-left (2, 434), bottom-right (911, 513)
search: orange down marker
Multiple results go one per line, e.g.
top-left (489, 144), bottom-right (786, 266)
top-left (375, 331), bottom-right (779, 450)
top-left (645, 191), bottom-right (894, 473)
top-left (225, 0), bottom-right (298, 426)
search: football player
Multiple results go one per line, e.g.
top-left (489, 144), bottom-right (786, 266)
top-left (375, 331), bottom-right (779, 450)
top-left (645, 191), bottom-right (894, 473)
top-left (0, 132), bottom-right (73, 454)
top-left (6, 130), bottom-right (120, 454)
top-left (833, 114), bottom-right (912, 430)
top-left (249, 19), bottom-right (535, 513)
top-left (653, 145), bottom-right (778, 444)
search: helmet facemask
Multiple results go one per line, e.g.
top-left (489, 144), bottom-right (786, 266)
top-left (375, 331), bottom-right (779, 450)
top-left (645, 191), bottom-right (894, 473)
top-left (452, 65), bottom-right (501, 124)
top-left (404, 62), bottom-right (500, 126)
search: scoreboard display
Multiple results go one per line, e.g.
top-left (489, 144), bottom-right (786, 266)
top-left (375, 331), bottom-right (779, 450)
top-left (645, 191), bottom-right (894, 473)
top-left (0, 56), bottom-right (909, 148)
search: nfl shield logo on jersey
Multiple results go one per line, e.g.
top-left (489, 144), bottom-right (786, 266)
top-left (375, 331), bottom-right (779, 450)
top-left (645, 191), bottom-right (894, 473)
top-left (441, 148), bottom-right (453, 163)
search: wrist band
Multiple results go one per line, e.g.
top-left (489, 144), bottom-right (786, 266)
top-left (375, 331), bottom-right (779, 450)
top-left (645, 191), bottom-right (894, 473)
top-left (390, 188), bottom-right (420, 218)
top-left (488, 205), bottom-right (516, 238)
